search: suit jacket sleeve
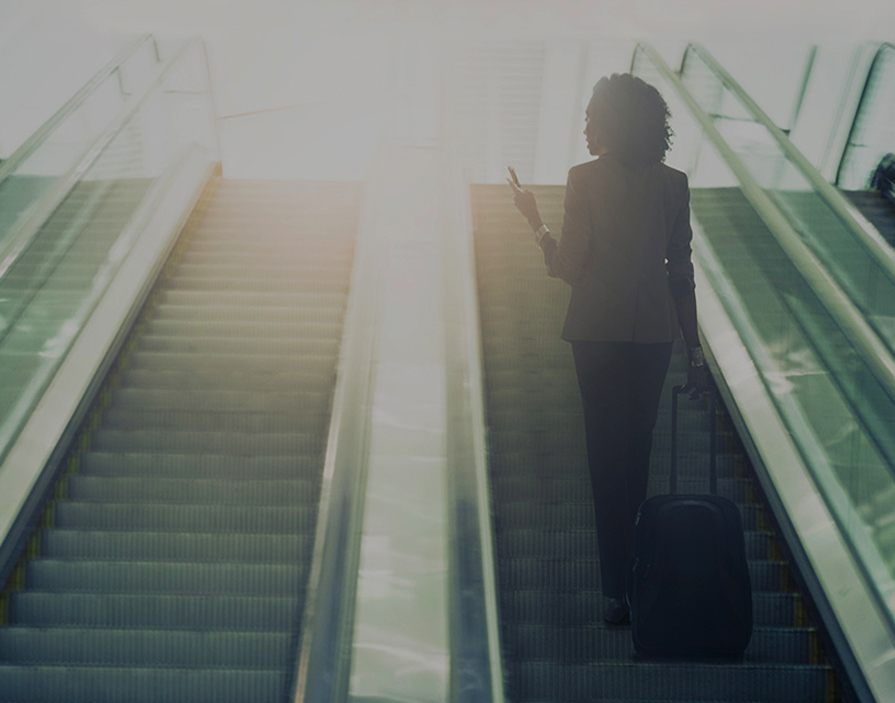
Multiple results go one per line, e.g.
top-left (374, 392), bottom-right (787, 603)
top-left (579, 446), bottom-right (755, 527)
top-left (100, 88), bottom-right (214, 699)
top-left (665, 173), bottom-right (695, 300)
top-left (541, 168), bottom-right (590, 284)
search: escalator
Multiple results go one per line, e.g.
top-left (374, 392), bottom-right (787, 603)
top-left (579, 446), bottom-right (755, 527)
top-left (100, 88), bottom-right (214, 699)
top-left (0, 32), bottom-right (366, 701)
top-left (472, 184), bottom-right (841, 702)
top-left (0, 178), bottom-right (359, 701)
top-left (2, 27), bottom-right (895, 703)
top-left (466, 40), bottom-right (895, 703)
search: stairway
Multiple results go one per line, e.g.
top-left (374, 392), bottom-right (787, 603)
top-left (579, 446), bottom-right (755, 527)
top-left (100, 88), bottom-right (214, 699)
top-left (472, 183), bottom-right (843, 702)
top-left (0, 178), bottom-right (360, 702)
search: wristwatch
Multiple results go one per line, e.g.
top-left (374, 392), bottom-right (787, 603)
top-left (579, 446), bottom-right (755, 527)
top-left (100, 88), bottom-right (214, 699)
top-left (535, 224), bottom-right (550, 245)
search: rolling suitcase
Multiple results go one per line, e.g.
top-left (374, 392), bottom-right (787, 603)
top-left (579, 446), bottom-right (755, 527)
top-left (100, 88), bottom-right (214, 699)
top-left (628, 385), bottom-right (753, 658)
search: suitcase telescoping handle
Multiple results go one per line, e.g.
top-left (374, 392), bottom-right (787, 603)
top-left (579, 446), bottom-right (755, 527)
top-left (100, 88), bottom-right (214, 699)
top-left (670, 385), bottom-right (717, 495)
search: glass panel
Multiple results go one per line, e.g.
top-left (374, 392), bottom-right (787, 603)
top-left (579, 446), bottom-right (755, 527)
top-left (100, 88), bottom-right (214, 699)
top-left (679, 48), bottom-right (895, 371)
top-left (0, 38), bottom-right (162, 251)
top-left (839, 46), bottom-right (895, 190)
top-left (633, 46), bottom-right (895, 631)
top-left (0, 39), bottom-right (216, 462)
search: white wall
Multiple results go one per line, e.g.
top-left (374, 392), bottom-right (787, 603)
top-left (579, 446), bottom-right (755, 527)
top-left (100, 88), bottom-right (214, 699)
top-left (0, 2), bottom-right (128, 159)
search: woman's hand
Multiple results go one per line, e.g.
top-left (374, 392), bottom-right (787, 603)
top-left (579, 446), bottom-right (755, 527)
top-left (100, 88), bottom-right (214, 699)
top-left (510, 185), bottom-right (543, 231)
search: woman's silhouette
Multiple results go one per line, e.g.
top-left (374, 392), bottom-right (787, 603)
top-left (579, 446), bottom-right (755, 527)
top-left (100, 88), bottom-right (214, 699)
top-left (510, 73), bottom-right (708, 625)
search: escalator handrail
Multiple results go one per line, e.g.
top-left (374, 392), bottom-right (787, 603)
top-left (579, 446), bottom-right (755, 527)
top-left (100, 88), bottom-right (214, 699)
top-left (290, 178), bottom-right (380, 703)
top-left (681, 42), bottom-right (895, 287)
top-left (0, 37), bottom-right (203, 286)
top-left (442, 152), bottom-right (506, 703)
top-left (835, 42), bottom-right (895, 187)
top-left (0, 33), bottom-right (158, 188)
top-left (636, 42), bottom-right (895, 409)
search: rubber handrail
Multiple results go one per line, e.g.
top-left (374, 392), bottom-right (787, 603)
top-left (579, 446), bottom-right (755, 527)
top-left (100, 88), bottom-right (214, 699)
top-left (634, 42), bottom-right (895, 408)
top-left (835, 42), bottom-right (895, 187)
top-left (290, 179), bottom-right (380, 703)
top-left (682, 42), bottom-right (895, 288)
top-left (443, 151), bottom-right (506, 703)
top-left (0, 34), bottom-right (157, 188)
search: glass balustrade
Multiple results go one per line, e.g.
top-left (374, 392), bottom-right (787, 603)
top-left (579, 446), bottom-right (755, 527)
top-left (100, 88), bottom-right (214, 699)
top-left (838, 45), bottom-right (895, 191)
top-left (633, 42), bottom-right (895, 637)
top-left (679, 45), bottom-right (895, 360)
top-left (0, 37), bottom-right (164, 252)
top-left (0, 38), bottom-right (217, 465)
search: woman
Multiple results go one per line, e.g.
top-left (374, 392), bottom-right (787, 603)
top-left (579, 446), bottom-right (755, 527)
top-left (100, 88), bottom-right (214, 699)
top-left (510, 73), bottom-right (708, 625)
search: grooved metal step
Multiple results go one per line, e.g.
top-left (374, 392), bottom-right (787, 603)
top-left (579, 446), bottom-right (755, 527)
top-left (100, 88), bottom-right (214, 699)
top-left (40, 530), bottom-right (314, 562)
top-left (8, 592), bottom-right (300, 630)
top-left (25, 560), bottom-right (307, 595)
top-left (0, 666), bottom-right (283, 703)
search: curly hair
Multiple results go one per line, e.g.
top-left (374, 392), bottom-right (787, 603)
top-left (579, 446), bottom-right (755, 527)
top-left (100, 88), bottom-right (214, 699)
top-left (587, 73), bottom-right (673, 166)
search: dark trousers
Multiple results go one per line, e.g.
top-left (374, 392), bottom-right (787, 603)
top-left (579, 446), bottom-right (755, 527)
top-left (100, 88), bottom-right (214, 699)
top-left (571, 340), bottom-right (673, 598)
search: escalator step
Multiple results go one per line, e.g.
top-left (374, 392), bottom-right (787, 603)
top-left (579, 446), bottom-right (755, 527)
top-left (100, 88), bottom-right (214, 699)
top-left (25, 560), bottom-right (307, 596)
top-left (0, 666), bottom-right (283, 703)
top-left (79, 452), bottom-right (318, 479)
top-left (40, 530), bottom-right (313, 563)
top-left (151, 301), bottom-right (343, 324)
top-left (141, 321), bottom-right (341, 343)
top-left (7, 592), bottom-right (301, 631)
top-left (496, 528), bottom-right (775, 561)
top-left (497, 558), bottom-right (787, 593)
top-left (0, 629), bottom-right (292, 668)
top-left (63, 477), bottom-right (318, 505)
top-left (135, 335), bottom-right (337, 357)
top-left (118, 368), bottom-right (333, 393)
top-left (164, 275), bottom-right (346, 295)
top-left (510, 661), bottom-right (828, 702)
top-left (505, 623), bottom-right (816, 664)
top-left (124, 350), bottom-right (336, 376)
top-left (500, 590), bottom-right (803, 628)
top-left (156, 289), bottom-right (345, 309)
top-left (100, 408), bottom-right (327, 434)
top-left (53, 503), bottom-right (317, 533)
top-left (90, 430), bottom-right (321, 455)
top-left (106, 387), bottom-right (326, 414)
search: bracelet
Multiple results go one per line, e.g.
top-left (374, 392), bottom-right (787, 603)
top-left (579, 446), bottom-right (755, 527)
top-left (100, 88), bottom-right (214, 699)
top-left (688, 345), bottom-right (705, 368)
top-left (535, 224), bottom-right (550, 245)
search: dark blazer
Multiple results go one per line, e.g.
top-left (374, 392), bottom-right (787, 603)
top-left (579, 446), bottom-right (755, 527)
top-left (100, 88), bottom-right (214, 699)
top-left (541, 154), bottom-right (694, 344)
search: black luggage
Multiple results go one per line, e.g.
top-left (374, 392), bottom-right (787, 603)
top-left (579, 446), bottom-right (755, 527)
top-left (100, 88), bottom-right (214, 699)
top-left (628, 385), bottom-right (753, 659)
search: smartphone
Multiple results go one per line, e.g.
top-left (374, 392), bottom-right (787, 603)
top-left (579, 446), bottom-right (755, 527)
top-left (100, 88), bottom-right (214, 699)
top-left (507, 166), bottom-right (524, 193)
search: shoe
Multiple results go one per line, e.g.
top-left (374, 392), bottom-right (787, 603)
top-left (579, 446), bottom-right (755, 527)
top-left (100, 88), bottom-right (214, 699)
top-left (603, 597), bottom-right (630, 625)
